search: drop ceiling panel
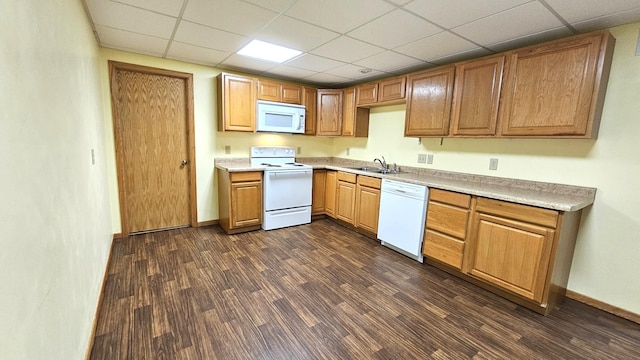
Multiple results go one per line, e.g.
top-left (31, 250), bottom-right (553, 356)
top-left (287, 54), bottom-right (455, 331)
top-left (264, 65), bottom-right (316, 80)
top-left (453, 2), bottom-right (565, 46)
top-left (486, 27), bottom-right (573, 52)
top-left (182, 0), bottom-right (278, 36)
top-left (173, 21), bottom-right (249, 52)
top-left (256, 15), bottom-right (340, 51)
top-left (221, 53), bottom-right (279, 72)
top-left (348, 9), bottom-right (442, 49)
top-left (166, 42), bottom-right (230, 66)
top-left (96, 25), bottom-right (168, 56)
top-left (353, 51), bottom-right (425, 72)
top-left (284, 54), bottom-right (346, 72)
top-left (395, 31), bottom-right (480, 61)
top-left (571, 7), bottom-right (640, 32)
top-left (544, 0), bottom-right (640, 23)
top-left (285, 0), bottom-right (395, 34)
top-left (243, 0), bottom-right (298, 13)
top-left (86, 0), bottom-right (176, 38)
top-left (115, 0), bottom-right (184, 17)
top-left (404, 0), bottom-right (530, 29)
top-left (302, 72), bottom-right (352, 86)
top-left (325, 64), bottom-right (385, 81)
top-left (311, 36), bottom-right (385, 63)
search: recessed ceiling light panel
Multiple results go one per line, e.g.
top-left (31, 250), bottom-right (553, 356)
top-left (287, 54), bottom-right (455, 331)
top-left (237, 40), bottom-right (302, 63)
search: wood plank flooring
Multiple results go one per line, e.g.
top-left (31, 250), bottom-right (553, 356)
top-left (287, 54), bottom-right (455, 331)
top-left (90, 219), bottom-right (640, 359)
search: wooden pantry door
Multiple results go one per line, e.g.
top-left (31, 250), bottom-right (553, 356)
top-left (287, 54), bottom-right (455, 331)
top-left (109, 61), bottom-right (196, 235)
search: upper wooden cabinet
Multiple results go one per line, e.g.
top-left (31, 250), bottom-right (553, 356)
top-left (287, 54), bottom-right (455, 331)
top-left (405, 66), bottom-right (456, 137)
top-left (451, 55), bottom-right (505, 136)
top-left (342, 87), bottom-right (370, 137)
top-left (257, 79), bottom-right (302, 104)
top-left (498, 31), bottom-right (615, 138)
top-left (356, 76), bottom-right (406, 106)
top-left (316, 89), bottom-right (343, 136)
top-left (217, 73), bottom-right (256, 132)
top-left (302, 87), bottom-right (317, 135)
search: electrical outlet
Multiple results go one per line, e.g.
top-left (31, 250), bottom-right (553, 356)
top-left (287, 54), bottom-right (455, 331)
top-left (346, 148), bottom-right (350, 156)
top-left (224, 145), bottom-right (231, 154)
top-left (417, 154), bottom-right (427, 163)
top-left (91, 149), bottom-right (95, 165)
top-left (489, 158), bottom-right (499, 170)
top-left (296, 147), bottom-right (301, 155)
top-left (427, 154), bottom-right (434, 164)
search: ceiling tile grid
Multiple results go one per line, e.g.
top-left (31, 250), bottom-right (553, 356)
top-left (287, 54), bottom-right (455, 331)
top-left (83, 0), bottom-right (640, 86)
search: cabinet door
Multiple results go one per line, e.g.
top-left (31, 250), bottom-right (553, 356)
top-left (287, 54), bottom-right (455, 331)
top-left (302, 87), bottom-right (317, 135)
top-left (405, 66), bottom-right (455, 137)
top-left (218, 73), bottom-right (256, 132)
top-left (355, 184), bottom-right (380, 233)
top-left (467, 212), bottom-right (555, 302)
top-left (257, 79), bottom-right (281, 102)
top-left (312, 170), bottom-right (326, 215)
top-left (324, 170), bottom-right (337, 218)
top-left (335, 181), bottom-right (356, 225)
top-left (317, 89), bottom-right (343, 136)
top-left (499, 32), bottom-right (611, 137)
top-left (230, 180), bottom-right (262, 228)
top-left (378, 76), bottom-right (406, 103)
top-left (451, 55), bottom-right (504, 136)
top-left (356, 83), bottom-right (378, 106)
top-left (342, 87), bottom-right (356, 136)
top-left (282, 84), bottom-right (302, 104)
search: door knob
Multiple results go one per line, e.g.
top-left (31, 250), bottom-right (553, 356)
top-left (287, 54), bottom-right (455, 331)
top-left (181, 160), bottom-right (188, 166)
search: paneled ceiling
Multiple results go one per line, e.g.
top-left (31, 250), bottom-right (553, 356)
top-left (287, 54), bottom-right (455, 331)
top-left (83, 0), bottom-right (640, 86)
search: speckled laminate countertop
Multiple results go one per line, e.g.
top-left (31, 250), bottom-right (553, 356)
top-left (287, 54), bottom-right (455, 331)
top-left (215, 157), bottom-right (596, 212)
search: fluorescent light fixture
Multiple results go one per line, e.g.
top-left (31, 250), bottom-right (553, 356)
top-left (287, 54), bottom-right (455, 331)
top-left (237, 40), bottom-right (302, 63)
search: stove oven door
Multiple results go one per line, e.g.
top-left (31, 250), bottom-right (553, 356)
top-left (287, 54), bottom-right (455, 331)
top-left (263, 169), bottom-right (312, 211)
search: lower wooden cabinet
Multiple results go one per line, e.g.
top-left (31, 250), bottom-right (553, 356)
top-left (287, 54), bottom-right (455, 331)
top-left (422, 189), bottom-right (471, 270)
top-left (335, 172), bottom-right (357, 224)
top-left (355, 175), bottom-right (381, 234)
top-left (217, 170), bottom-right (262, 234)
top-left (312, 170), bottom-right (326, 215)
top-left (324, 170), bottom-right (337, 218)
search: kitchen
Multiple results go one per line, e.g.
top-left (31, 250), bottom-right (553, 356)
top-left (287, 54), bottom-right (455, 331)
top-left (3, 0), bottom-right (640, 359)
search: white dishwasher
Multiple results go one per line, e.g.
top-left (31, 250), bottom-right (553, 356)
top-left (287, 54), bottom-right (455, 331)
top-left (377, 179), bottom-right (428, 263)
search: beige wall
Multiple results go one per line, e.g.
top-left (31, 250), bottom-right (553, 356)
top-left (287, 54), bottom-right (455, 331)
top-left (0, 0), bottom-right (113, 359)
top-left (335, 23), bottom-right (640, 315)
top-left (100, 23), bottom-right (640, 316)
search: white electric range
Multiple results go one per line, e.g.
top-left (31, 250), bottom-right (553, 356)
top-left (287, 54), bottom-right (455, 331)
top-left (250, 146), bottom-right (313, 230)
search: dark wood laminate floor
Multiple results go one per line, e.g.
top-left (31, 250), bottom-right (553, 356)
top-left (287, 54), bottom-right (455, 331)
top-left (90, 219), bottom-right (640, 359)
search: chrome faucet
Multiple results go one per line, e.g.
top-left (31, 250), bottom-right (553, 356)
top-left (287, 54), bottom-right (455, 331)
top-left (374, 156), bottom-right (387, 171)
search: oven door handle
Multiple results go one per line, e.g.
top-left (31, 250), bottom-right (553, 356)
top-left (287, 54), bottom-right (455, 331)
top-left (268, 170), bottom-right (312, 176)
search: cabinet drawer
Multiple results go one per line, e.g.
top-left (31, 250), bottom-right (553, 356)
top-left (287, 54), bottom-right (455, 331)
top-left (429, 188), bottom-right (471, 208)
top-left (423, 230), bottom-right (464, 269)
top-left (337, 171), bottom-right (357, 183)
top-left (357, 175), bottom-right (381, 189)
top-left (230, 171), bottom-right (262, 182)
top-left (426, 201), bottom-right (469, 239)
top-left (476, 197), bottom-right (559, 228)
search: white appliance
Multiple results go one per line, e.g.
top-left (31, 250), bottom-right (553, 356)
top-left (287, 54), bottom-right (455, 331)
top-left (377, 179), bottom-right (429, 263)
top-left (256, 100), bottom-right (305, 134)
top-left (250, 146), bottom-right (312, 230)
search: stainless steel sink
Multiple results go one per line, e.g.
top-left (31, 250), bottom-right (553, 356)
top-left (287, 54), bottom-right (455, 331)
top-left (345, 166), bottom-right (405, 174)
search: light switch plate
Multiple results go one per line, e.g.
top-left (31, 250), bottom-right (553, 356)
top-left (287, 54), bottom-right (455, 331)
top-left (224, 145), bottom-right (231, 154)
top-left (427, 154), bottom-right (434, 164)
top-left (297, 147), bottom-right (301, 155)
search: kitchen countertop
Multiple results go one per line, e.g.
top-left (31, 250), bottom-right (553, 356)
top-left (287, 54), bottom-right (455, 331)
top-left (215, 157), bottom-right (596, 212)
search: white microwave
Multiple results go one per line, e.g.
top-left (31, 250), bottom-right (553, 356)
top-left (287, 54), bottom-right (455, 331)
top-left (257, 100), bottom-right (305, 134)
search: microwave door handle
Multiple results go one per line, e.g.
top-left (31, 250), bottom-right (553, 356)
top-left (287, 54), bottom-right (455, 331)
top-left (298, 114), bottom-right (305, 130)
